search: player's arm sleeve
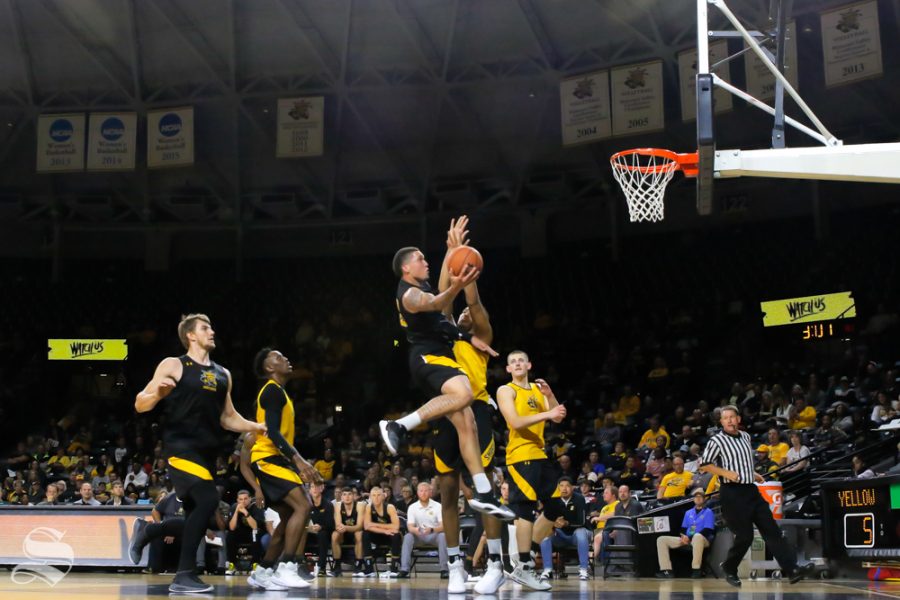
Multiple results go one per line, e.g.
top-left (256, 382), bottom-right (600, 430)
top-left (260, 386), bottom-right (298, 458)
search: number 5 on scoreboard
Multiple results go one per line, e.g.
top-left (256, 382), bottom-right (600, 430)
top-left (845, 512), bottom-right (875, 548)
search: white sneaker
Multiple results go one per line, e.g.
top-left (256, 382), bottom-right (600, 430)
top-left (448, 560), bottom-right (468, 594)
top-left (539, 568), bottom-right (552, 582)
top-left (509, 564), bottom-right (551, 591)
top-left (379, 570), bottom-right (399, 579)
top-left (270, 561), bottom-right (311, 589)
top-left (247, 566), bottom-right (289, 591)
top-left (579, 567), bottom-right (590, 580)
top-left (474, 559), bottom-right (506, 594)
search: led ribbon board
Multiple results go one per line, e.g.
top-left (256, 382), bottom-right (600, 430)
top-left (760, 291), bottom-right (855, 327)
top-left (47, 339), bottom-right (128, 361)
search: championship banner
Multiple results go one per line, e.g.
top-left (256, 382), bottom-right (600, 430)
top-left (147, 107), bottom-right (194, 168)
top-left (678, 41), bottom-right (733, 121)
top-left (760, 291), bottom-right (856, 327)
top-left (821, 0), bottom-right (882, 87)
top-left (611, 60), bottom-right (664, 136)
top-left (48, 339), bottom-right (128, 361)
top-left (87, 113), bottom-right (137, 171)
top-left (745, 21), bottom-right (799, 101)
top-left (276, 97), bottom-right (324, 158)
top-left (36, 113), bottom-right (85, 173)
top-left (560, 70), bottom-right (612, 146)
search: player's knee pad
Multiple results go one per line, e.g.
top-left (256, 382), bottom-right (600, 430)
top-left (510, 501), bottom-right (537, 522)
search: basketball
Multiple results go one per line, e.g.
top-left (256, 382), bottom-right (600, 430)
top-left (447, 246), bottom-right (484, 275)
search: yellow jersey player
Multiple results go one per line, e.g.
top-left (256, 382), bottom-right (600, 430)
top-left (497, 350), bottom-right (567, 591)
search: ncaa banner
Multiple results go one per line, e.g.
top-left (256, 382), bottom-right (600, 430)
top-left (821, 0), bottom-right (882, 87)
top-left (87, 113), bottom-right (136, 171)
top-left (611, 60), bottom-right (664, 137)
top-left (276, 97), bottom-right (324, 158)
top-left (147, 107), bottom-right (194, 168)
top-left (760, 291), bottom-right (856, 327)
top-left (560, 70), bottom-right (612, 146)
top-left (36, 113), bottom-right (85, 173)
top-left (678, 41), bottom-right (733, 121)
top-left (745, 21), bottom-right (799, 101)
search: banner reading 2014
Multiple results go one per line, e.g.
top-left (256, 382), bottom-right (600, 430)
top-left (87, 113), bottom-right (136, 171)
top-left (147, 107), bottom-right (194, 168)
top-left (611, 60), bottom-right (664, 137)
top-left (36, 114), bottom-right (85, 172)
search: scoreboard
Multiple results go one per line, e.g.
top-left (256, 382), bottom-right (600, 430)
top-left (822, 475), bottom-right (900, 559)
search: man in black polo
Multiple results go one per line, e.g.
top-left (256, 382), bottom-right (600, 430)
top-left (700, 405), bottom-right (814, 587)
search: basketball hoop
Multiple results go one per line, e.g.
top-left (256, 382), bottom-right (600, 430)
top-left (610, 149), bottom-right (699, 222)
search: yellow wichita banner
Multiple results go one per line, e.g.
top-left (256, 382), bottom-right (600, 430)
top-left (48, 339), bottom-right (128, 361)
top-left (761, 291), bottom-right (855, 327)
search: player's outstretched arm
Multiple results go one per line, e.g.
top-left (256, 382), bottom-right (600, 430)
top-left (135, 357), bottom-right (180, 413)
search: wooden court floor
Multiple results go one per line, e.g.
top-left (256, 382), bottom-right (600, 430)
top-left (0, 572), bottom-right (897, 599)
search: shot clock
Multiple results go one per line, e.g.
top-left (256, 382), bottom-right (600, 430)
top-left (822, 475), bottom-right (900, 559)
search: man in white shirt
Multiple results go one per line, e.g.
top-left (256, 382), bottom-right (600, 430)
top-left (125, 462), bottom-right (149, 489)
top-left (398, 482), bottom-right (448, 578)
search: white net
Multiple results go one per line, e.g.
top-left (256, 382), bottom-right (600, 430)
top-left (610, 150), bottom-right (678, 222)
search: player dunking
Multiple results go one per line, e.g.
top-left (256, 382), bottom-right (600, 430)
top-left (245, 348), bottom-right (323, 590)
top-left (383, 230), bottom-right (513, 521)
top-left (132, 313), bottom-right (264, 594)
top-left (497, 350), bottom-right (567, 591)
top-left (431, 216), bottom-right (507, 594)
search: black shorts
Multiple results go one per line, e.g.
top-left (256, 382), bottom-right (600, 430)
top-left (410, 350), bottom-right (468, 397)
top-left (506, 459), bottom-right (562, 504)
top-left (432, 400), bottom-right (496, 474)
top-left (166, 451), bottom-right (217, 498)
top-left (251, 455), bottom-right (303, 504)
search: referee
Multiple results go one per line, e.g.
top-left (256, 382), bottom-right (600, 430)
top-left (700, 405), bottom-right (814, 587)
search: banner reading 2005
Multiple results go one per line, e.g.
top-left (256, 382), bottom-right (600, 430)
top-left (147, 107), bottom-right (194, 168)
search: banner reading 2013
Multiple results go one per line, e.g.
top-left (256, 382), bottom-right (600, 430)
top-left (821, 0), bottom-right (883, 87)
top-left (36, 113), bottom-right (85, 173)
top-left (611, 60), bottom-right (664, 137)
top-left (147, 107), bottom-right (194, 168)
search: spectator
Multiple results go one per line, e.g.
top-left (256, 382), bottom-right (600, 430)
top-left (589, 486), bottom-right (618, 563)
top-left (37, 483), bottom-right (62, 506)
top-left (814, 414), bottom-right (849, 446)
top-left (871, 392), bottom-right (897, 425)
top-left (638, 416), bottom-right (670, 451)
top-left (299, 481), bottom-right (333, 576)
top-left (398, 482), bottom-right (447, 578)
top-left (613, 485), bottom-right (643, 518)
top-left (765, 428), bottom-right (790, 466)
top-left (754, 446), bottom-right (779, 480)
top-left (612, 386), bottom-right (641, 425)
top-left (657, 457), bottom-right (693, 501)
top-left (125, 462), bottom-right (149, 490)
top-left (595, 414), bottom-right (622, 457)
top-left (852, 455), bottom-right (875, 479)
top-left (106, 481), bottom-right (134, 506)
top-left (389, 462), bottom-right (409, 501)
top-left (538, 477), bottom-right (592, 581)
top-left (644, 448), bottom-right (668, 486)
top-left (113, 436), bottom-right (130, 468)
top-left (397, 485), bottom-right (416, 513)
top-left (71, 481), bottom-right (101, 506)
top-left (558, 454), bottom-right (577, 481)
top-left (655, 488), bottom-right (715, 578)
top-left (587, 450), bottom-right (605, 476)
top-left (315, 449), bottom-right (337, 482)
top-left (227, 490), bottom-right (266, 566)
top-left (788, 397), bottom-right (816, 430)
top-left (782, 432), bottom-right (810, 474)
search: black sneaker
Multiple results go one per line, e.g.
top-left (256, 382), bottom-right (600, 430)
top-left (397, 571), bottom-right (411, 579)
top-left (298, 564), bottom-right (316, 581)
top-left (379, 420), bottom-right (407, 455)
top-left (656, 570), bottom-right (674, 579)
top-left (691, 569), bottom-right (703, 579)
top-left (440, 570), bottom-right (449, 579)
top-left (129, 518), bottom-right (149, 565)
top-left (789, 562), bottom-right (815, 584)
top-left (469, 492), bottom-right (516, 521)
top-left (720, 563), bottom-right (741, 588)
top-left (169, 571), bottom-right (214, 594)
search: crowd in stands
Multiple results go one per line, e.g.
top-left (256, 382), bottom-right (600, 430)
top-left (2, 208), bottom-right (900, 577)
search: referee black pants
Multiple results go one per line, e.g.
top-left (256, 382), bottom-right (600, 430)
top-left (720, 483), bottom-right (797, 575)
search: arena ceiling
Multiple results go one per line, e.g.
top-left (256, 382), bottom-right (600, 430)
top-left (0, 0), bottom-right (898, 231)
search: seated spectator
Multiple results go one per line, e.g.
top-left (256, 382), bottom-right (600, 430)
top-left (638, 416), bottom-right (670, 452)
top-left (644, 448), bottom-right (668, 487)
top-left (657, 457), bottom-right (693, 501)
top-left (589, 486), bottom-right (618, 564)
top-left (558, 454), bottom-right (577, 481)
top-left (788, 397), bottom-right (817, 430)
top-left (683, 444), bottom-right (702, 473)
top-left (655, 488), bottom-right (715, 578)
top-left (399, 482), bottom-right (447, 578)
top-left (315, 449), bottom-right (337, 482)
top-left (612, 386), bottom-right (641, 425)
top-left (389, 462), bottom-right (408, 501)
top-left (852, 455), bottom-right (875, 479)
top-left (227, 490), bottom-right (266, 566)
top-left (579, 479), bottom-right (598, 508)
top-left (299, 481), bottom-right (334, 576)
top-left (47, 447), bottom-right (72, 474)
top-left (782, 432), bottom-right (810, 474)
top-left (870, 391), bottom-right (897, 425)
top-left (106, 481), bottom-right (133, 506)
top-left (606, 442), bottom-right (627, 472)
top-left (765, 428), bottom-right (789, 466)
top-left (37, 483), bottom-right (62, 506)
top-left (587, 450), bottom-right (605, 476)
top-left (595, 414), bottom-right (622, 457)
top-left (754, 446), bottom-right (779, 480)
top-left (71, 481), bottom-right (101, 506)
top-left (397, 485), bottom-right (416, 513)
top-left (614, 485), bottom-right (643, 518)
top-left (125, 461), bottom-right (149, 489)
top-left (539, 477), bottom-right (592, 581)
top-left (361, 486), bottom-right (401, 577)
top-left (814, 414), bottom-right (849, 446)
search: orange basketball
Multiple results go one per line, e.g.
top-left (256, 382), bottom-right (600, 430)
top-left (447, 246), bottom-right (484, 275)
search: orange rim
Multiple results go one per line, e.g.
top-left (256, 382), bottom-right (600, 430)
top-left (610, 148), bottom-right (699, 178)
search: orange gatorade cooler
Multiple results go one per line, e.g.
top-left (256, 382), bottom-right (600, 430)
top-left (756, 480), bottom-right (783, 519)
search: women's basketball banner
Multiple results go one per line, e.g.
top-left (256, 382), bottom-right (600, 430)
top-left (678, 41), bottom-right (733, 121)
top-left (821, 0), bottom-right (882, 87)
top-left (611, 60), bottom-right (664, 136)
top-left (36, 114), bottom-right (85, 173)
top-left (86, 113), bottom-right (136, 171)
top-left (744, 21), bottom-right (799, 100)
top-left (276, 97), bottom-right (325, 157)
top-left (560, 70), bottom-right (611, 146)
top-left (147, 107), bottom-right (194, 168)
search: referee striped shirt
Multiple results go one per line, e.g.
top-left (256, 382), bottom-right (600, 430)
top-left (700, 429), bottom-right (757, 484)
